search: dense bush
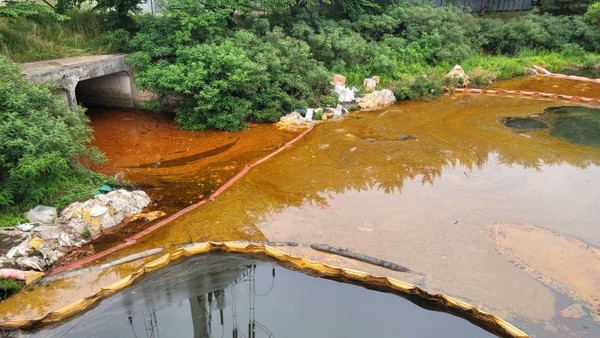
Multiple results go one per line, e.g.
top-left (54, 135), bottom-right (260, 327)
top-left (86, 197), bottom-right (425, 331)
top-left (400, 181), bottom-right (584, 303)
top-left (124, 1), bottom-right (600, 131)
top-left (0, 56), bottom-right (104, 210)
top-left (129, 3), bottom-right (331, 131)
top-left (479, 13), bottom-right (600, 55)
top-left (585, 1), bottom-right (600, 26)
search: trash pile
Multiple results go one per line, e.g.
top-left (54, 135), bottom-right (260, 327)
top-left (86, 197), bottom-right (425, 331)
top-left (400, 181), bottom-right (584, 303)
top-left (276, 73), bottom-right (398, 130)
top-left (332, 74), bottom-right (357, 103)
top-left (0, 189), bottom-right (156, 272)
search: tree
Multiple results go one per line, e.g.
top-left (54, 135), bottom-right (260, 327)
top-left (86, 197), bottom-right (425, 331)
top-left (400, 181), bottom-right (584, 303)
top-left (584, 1), bottom-right (600, 26)
top-left (537, 0), bottom-right (596, 15)
top-left (56, 0), bottom-right (143, 27)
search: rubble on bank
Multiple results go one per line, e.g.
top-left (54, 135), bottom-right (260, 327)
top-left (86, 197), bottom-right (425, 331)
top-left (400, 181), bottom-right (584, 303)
top-left (0, 190), bottom-right (155, 272)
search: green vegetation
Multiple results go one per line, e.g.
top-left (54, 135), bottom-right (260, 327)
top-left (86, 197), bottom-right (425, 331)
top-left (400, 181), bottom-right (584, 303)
top-left (0, 0), bottom-right (600, 224)
top-left (123, 1), bottom-right (600, 131)
top-left (538, 0), bottom-right (597, 15)
top-left (0, 278), bottom-right (23, 301)
top-left (0, 3), bottom-right (118, 62)
top-left (0, 55), bottom-right (105, 226)
top-left (585, 1), bottom-right (600, 26)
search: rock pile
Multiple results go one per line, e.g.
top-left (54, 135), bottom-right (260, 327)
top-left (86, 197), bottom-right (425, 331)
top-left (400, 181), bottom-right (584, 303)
top-left (0, 190), bottom-right (152, 271)
top-left (445, 64), bottom-right (470, 87)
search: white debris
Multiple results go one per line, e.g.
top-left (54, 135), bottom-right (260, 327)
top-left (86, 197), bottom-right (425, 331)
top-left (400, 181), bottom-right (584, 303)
top-left (1, 189), bottom-right (152, 271)
top-left (334, 85), bottom-right (356, 103)
top-left (16, 223), bottom-right (35, 232)
top-left (25, 206), bottom-right (57, 225)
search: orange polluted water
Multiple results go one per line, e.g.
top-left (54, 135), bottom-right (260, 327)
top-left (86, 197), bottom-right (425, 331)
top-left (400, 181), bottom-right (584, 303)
top-left (88, 108), bottom-right (299, 215)
top-left (2, 78), bottom-right (600, 338)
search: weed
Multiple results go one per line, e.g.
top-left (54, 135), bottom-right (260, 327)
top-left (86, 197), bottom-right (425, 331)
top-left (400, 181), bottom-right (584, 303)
top-left (0, 278), bottom-right (23, 301)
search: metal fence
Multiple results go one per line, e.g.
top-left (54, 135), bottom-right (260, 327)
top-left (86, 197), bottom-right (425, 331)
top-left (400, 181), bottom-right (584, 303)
top-left (413, 0), bottom-right (533, 12)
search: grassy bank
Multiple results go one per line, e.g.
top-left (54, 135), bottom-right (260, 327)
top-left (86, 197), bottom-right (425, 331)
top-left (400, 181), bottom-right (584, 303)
top-left (0, 10), bottom-right (117, 62)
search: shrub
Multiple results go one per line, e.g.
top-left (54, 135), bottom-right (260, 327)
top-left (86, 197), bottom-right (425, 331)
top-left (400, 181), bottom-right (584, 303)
top-left (390, 73), bottom-right (444, 101)
top-left (479, 13), bottom-right (600, 55)
top-left (0, 56), bottom-right (103, 209)
top-left (0, 278), bottom-right (22, 301)
top-left (468, 67), bottom-right (498, 87)
top-left (388, 5), bottom-right (480, 64)
top-left (585, 1), bottom-right (600, 25)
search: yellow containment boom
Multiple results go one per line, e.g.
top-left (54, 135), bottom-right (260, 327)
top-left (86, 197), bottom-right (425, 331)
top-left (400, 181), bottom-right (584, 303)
top-left (0, 241), bottom-right (529, 337)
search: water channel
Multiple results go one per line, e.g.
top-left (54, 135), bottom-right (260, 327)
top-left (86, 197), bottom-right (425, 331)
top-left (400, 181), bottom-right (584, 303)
top-left (2, 76), bottom-right (600, 337)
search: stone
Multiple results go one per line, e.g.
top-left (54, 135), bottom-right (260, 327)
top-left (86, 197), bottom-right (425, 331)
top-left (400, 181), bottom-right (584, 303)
top-left (445, 65), bottom-right (469, 87)
top-left (357, 89), bottom-right (396, 110)
top-left (276, 112), bottom-right (313, 131)
top-left (1, 189), bottom-right (152, 271)
top-left (89, 205), bottom-right (108, 217)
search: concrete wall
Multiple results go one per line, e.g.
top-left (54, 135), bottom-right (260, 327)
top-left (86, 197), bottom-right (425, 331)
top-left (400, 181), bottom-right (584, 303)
top-left (21, 54), bottom-right (186, 111)
top-left (21, 55), bottom-right (143, 109)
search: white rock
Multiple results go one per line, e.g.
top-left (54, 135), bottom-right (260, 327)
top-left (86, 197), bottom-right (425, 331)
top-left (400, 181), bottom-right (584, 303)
top-left (100, 212), bottom-right (117, 229)
top-left (445, 65), bottom-right (469, 87)
top-left (358, 89), bottom-right (396, 109)
top-left (89, 205), bottom-right (108, 217)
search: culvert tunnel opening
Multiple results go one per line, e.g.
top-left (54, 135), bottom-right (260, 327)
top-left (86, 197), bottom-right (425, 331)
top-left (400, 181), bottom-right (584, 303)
top-left (75, 71), bottom-right (136, 109)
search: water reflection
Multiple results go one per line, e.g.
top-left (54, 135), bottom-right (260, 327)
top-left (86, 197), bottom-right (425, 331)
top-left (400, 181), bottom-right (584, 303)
top-left (27, 255), bottom-right (496, 338)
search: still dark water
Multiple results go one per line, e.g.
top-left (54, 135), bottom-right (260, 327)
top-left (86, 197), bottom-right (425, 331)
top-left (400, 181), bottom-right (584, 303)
top-left (26, 255), bottom-right (496, 338)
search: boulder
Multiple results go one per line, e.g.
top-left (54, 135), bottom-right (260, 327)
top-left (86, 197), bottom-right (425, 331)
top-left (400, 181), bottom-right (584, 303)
top-left (276, 112), bottom-right (313, 131)
top-left (445, 65), bottom-right (470, 87)
top-left (25, 206), bottom-right (57, 225)
top-left (357, 89), bottom-right (396, 110)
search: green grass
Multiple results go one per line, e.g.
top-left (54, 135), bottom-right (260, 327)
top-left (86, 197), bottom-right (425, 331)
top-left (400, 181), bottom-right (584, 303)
top-left (0, 210), bottom-right (28, 228)
top-left (460, 50), bottom-right (600, 80)
top-left (0, 278), bottom-right (23, 301)
top-left (0, 11), bottom-right (117, 62)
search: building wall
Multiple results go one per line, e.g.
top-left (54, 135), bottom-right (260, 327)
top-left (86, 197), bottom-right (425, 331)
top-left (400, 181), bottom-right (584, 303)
top-left (413, 0), bottom-right (533, 11)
